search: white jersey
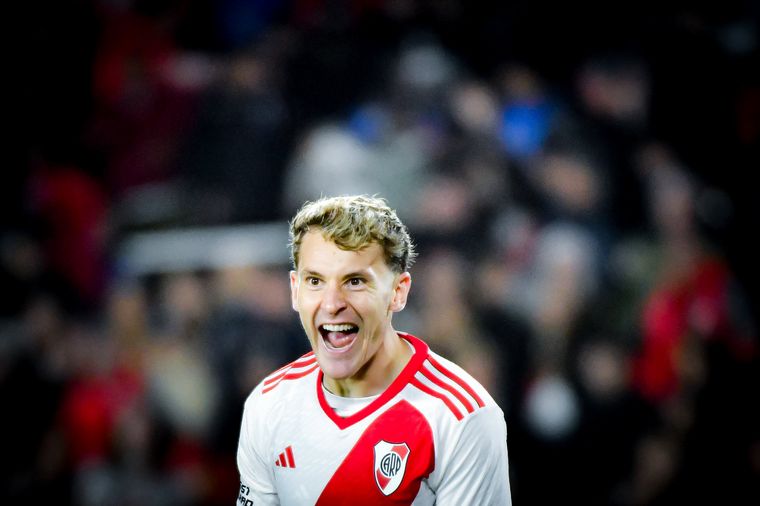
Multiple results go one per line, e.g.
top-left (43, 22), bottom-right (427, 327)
top-left (237, 333), bottom-right (511, 505)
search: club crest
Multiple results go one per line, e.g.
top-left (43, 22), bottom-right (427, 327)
top-left (373, 440), bottom-right (410, 496)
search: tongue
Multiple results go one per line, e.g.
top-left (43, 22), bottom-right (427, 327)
top-left (325, 331), bottom-right (355, 349)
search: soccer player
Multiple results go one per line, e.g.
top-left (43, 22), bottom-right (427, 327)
top-left (236, 195), bottom-right (512, 505)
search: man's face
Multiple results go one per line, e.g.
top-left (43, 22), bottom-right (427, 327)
top-left (290, 230), bottom-right (410, 386)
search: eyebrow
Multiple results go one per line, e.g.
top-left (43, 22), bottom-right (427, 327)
top-left (342, 271), bottom-right (371, 280)
top-left (300, 269), bottom-right (373, 281)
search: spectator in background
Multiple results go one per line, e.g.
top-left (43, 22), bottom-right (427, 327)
top-left (283, 38), bottom-right (459, 221)
top-left (27, 164), bottom-right (110, 310)
top-left (179, 40), bottom-right (291, 225)
top-left (87, 0), bottom-right (201, 201)
top-left (565, 53), bottom-right (652, 234)
top-left (0, 293), bottom-right (69, 503)
top-left (612, 143), bottom-right (757, 504)
top-left (628, 144), bottom-right (756, 403)
top-left (496, 64), bottom-right (558, 163)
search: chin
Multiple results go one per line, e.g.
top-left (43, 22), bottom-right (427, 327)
top-left (317, 355), bottom-right (358, 381)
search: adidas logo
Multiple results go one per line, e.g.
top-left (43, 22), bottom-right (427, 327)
top-left (275, 446), bottom-right (296, 468)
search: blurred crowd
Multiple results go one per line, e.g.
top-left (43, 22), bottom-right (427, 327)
top-left (3, 1), bottom-right (759, 505)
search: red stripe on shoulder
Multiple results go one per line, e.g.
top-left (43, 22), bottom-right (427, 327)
top-left (410, 377), bottom-right (464, 421)
top-left (420, 363), bottom-right (475, 414)
top-left (262, 363), bottom-right (319, 394)
top-left (427, 355), bottom-right (485, 408)
top-left (263, 353), bottom-right (316, 386)
top-left (261, 353), bottom-right (318, 394)
top-left (271, 351), bottom-right (315, 374)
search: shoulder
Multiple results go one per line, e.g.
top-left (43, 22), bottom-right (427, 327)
top-left (401, 334), bottom-right (500, 423)
top-left (244, 351), bottom-right (319, 413)
top-left (400, 339), bottom-right (510, 499)
top-left (239, 352), bottom-right (320, 463)
top-left (259, 351), bottom-right (319, 394)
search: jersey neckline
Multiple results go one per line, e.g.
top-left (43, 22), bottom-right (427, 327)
top-left (316, 332), bottom-right (429, 430)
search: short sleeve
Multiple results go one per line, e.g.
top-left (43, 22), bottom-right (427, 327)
top-left (236, 392), bottom-right (280, 506)
top-left (433, 406), bottom-right (512, 505)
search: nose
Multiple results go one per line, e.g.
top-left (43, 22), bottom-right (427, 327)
top-left (322, 282), bottom-right (347, 315)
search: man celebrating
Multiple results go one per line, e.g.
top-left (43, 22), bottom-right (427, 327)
top-left (237, 195), bottom-right (511, 504)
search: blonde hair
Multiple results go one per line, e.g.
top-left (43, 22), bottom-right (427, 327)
top-left (289, 195), bottom-right (416, 273)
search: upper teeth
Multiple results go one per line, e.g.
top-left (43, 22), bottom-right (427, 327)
top-left (322, 324), bottom-right (355, 332)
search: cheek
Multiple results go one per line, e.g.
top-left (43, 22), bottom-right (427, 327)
top-left (295, 294), bottom-right (318, 324)
top-left (298, 289), bottom-right (318, 306)
top-left (359, 293), bottom-right (394, 321)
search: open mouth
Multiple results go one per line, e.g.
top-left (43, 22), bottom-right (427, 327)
top-left (319, 323), bottom-right (359, 351)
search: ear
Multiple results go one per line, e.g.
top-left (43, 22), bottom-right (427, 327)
top-left (289, 270), bottom-right (299, 312)
top-left (389, 272), bottom-right (412, 313)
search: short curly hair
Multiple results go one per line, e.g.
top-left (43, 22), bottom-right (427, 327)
top-left (289, 195), bottom-right (416, 273)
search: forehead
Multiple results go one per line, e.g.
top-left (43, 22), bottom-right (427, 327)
top-left (297, 231), bottom-right (387, 274)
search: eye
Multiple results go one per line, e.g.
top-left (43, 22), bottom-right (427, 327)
top-left (305, 276), bottom-right (322, 286)
top-left (348, 277), bottom-right (364, 287)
